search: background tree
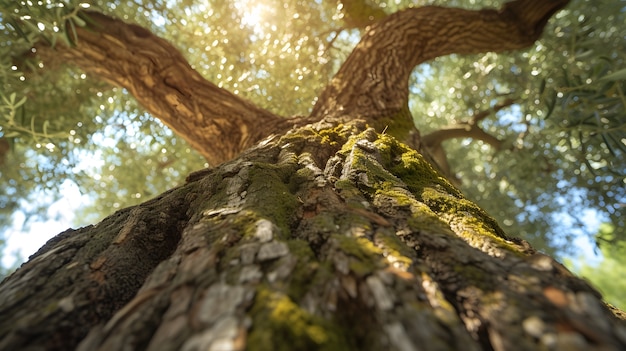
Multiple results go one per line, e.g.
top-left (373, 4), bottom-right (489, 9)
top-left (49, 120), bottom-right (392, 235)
top-left (1, 0), bottom-right (626, 350)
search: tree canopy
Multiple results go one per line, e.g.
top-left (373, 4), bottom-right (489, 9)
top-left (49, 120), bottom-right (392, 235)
top-left (0, 0), bottom-right (624, 262)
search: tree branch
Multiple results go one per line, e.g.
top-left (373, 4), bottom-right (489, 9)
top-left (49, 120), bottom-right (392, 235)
top-left (21, 0), bottom-right (568, 165)
top-left (423, 124), bottom-right (503, 150)
top-left (311, 0), bottom-right (569, 123)
top-left (31, 11), bottom-right (293, 166)
top-left (420, 98), bottom-right (517, 183)
top-left (422, 98), bottom-right (516, 149)
top-left (471, 98), bottom-right (515, 124)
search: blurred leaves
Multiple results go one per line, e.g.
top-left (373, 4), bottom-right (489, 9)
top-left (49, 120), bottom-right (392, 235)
top-left (407, 0), bottom-right (625, 255)
top-left (565, 224), bottom-right (626, 310)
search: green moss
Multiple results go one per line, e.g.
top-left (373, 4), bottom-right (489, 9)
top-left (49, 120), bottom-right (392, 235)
top-left (374, 134), bottom-right (460, 197)
top-left (333, 179), bottom-right (356, 191)
top-left (335, 234), bottom-right (382, 258)
top-left (248, 288), bottom-right (351, 351)
top-left (246, 165), bottom-right (299, 237)
top-left (373, 106), bottom-right (415, 142)
top-left (344, 148), bottom-right (404, 191)
top-left (406, 212), bottom-right (453, 235)
top-left (375, 186), bottom-right (413, 207)
top-left (278, 123), bottom-right (354, 152)
top-left (283, 240), bottom-right (326, 299)
top-left (419, 186), bottom-right (520, 253)
top-left (339, 212), bottom-right (373, 233)
top-left (364, 133), bottom-right (524, 254)
top-left (419, 273), bottom-right (460, 325)
top-left (374, 230), bottom-right (414, 267)
top-left (332, 234), bottom-right (384, 276)
top-left (316, 124), bottom-right (354, 147)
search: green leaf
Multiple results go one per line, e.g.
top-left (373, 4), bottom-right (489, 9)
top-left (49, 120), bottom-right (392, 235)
top-left (538, 78), bottom-right (546, 95)
top-left (575, 49), bottom-right (594, 61)
top-left (71, 15), bottom-right (86, 27)
top-left (599, 68), bottom-right (626, 82)
top-left (601, 133), bottom-right (617, 157)
top-left (8, 19), bottom-right (29, 41)
top-left (14, 96), bottom-right (27, 109)
top-left (544, 93), bottom-right (556, 119)
top-left (68, 17), bottom-right (78, 46)
top-left (607, 133), bottom-right (626, 154)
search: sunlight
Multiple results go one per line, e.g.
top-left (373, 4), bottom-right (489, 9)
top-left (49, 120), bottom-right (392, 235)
top-left (241, 5), bottom-right (262, 27)
top-left (233, 0), bottom-right (270, 36)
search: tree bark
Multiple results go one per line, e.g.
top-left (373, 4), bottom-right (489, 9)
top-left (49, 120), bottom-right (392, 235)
top-left (30, 11), bottom-right (295, 166)
top-left (310, 0), bottom-right (569, 129)
top-left (6, 1), bottom-right (623, 350)
top-left (1, 121), bottom-right (624, 351)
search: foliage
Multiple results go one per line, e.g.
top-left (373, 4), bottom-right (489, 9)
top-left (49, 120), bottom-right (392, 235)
top-left (0, 0), bottom-right (624, 263)
top-left (565, 224), bottom-right (626, 310)
top-left (408, 0), bottom-right (625, 254)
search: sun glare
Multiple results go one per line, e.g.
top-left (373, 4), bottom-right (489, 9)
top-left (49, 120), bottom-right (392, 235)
top-left (241, 5), bottom-right (262, 27)
top-left (234, 0), bottom-right (269, 35)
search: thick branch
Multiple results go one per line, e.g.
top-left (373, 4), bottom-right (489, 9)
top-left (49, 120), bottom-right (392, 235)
top-left (33, 11), bottom-right (292, 165)
top-left (311, 0), bottom-right (569, 122)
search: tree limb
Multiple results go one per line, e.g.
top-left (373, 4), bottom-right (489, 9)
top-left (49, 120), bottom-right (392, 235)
top-left (311, 0), bottom-right (569, 124)
top-left (422, 98), bottom-right (516, 149)
top-left (422, 124), bottom-right (503, 150)
top-left (471, 98), bottom-right (515, 124)
top-left (30, 11), bottom-right (293, 166)
top-left (420, 98), bottom-right (516, 183)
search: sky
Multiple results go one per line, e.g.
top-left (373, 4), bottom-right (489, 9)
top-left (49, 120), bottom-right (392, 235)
top-left (1, 180), bottom-right (90, 268)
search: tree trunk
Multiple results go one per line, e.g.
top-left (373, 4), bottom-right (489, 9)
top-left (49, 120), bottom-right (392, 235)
top-left (5, 0), bottom-right (625, 350)
top-left (1, 120), bottom-right (625, 351)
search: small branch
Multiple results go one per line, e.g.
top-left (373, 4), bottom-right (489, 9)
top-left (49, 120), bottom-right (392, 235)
top-left (422, 124), bottom-right (503, 150)
top-left (471, 98), bottom-right (515, 125)
top-left (423, 98), bottom-right (516, 149)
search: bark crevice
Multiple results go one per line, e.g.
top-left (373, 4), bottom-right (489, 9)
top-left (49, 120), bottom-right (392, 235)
top-left (0, 184), bottom-right (194, 350)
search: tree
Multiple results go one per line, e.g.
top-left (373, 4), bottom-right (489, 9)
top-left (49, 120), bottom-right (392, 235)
top-left (2, 0), bottom-right (625, 259)
top-left (1, 0), bottom-right (625, 350)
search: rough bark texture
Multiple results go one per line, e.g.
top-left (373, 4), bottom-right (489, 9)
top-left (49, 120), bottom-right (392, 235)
top-left (31, 11), bottom-right (295, 165)
top-left (310, 0), bottom-right (569, 129)
top-left (1, 122), bottom-right (625, 351)
top-left (5, 1), bottom-right (625, 350)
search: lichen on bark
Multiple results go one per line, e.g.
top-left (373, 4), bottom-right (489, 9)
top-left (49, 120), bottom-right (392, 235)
top-left (1, 121), bottom-right (625, 350)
